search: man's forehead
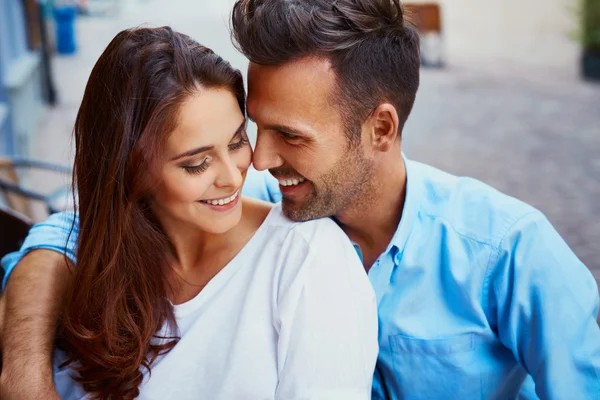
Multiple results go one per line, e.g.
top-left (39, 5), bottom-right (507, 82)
top-left (248, 58), bottom-right (334, 96)
top-left (248, 57), bottom-right (334, 77)
top-left (247, 58), bottom-right (337, 121)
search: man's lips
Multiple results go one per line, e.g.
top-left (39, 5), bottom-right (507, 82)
top-left (275, 177), bottom-right (306, 187)
top-left (274, 177), bottom-right (310, 196)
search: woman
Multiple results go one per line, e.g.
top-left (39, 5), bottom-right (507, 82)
top-left (52, 27), bottom-right (378, 399)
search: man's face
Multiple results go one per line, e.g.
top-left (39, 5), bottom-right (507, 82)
top-left (247, 57), bottom-right (374, 221)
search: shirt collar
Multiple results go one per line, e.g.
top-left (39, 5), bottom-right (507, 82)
top-left (350, 154), bottom-right (422, 265)
top-left (384, 154), bottom-right (422, 265)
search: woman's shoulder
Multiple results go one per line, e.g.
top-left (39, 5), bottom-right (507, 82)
top-left (241, 200), bottom-right (357, 266)
top-left (265, 206), bottom-right (374, 330)
top-left (261, 203), bottom-right (342, 235)
top-left (256, 204), bottom-right (354, 259)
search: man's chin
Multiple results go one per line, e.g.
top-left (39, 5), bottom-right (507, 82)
top-left (280, 198), bottom-right (310, 222)
top-left (280, 197), bottom-right (331, 222)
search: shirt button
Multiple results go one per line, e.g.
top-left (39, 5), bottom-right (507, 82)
top-left (394, 251), bottom-right (402, 265)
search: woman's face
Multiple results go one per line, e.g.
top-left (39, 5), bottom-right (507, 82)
top-left (152, 88), bottom-right (251, 234)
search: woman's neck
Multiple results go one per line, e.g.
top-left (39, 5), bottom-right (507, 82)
top-left (156, 198), bottom-right (272, 304)
top-left (157, 210), bottom-right (237, 272)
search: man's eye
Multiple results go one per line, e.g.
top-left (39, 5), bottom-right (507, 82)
top-left (279, 131), bottom-right (299, 140)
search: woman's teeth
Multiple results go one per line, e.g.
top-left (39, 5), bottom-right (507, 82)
top-left (278, 178), bottom-right (306, 187)
top-left (200, 191), bottom-right (239, 206)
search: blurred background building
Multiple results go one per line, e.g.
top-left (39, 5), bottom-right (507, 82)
top-left (0, 0), bottom-right (52, 156)
top-left (411, 0), bottom-right (584, 75)
top-left (0, 0), bottom-right (599, 288)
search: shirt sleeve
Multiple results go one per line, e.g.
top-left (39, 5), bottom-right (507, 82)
top-left (241, 166), bottom-right (282, 203)
top-left (1, 211), bottom-right (79, 290)
top-left (272, 222), bottom-right (379, 400)
top-left (487, 211), bottom-right (600, 399)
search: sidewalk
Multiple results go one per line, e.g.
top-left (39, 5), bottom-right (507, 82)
top-left (28, 0), bottom-right (600, 281)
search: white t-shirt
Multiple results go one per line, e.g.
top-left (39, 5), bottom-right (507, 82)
top-left (54, 203), bottom-right (378, 399)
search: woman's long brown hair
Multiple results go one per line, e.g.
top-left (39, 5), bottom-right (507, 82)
top-left (58, 27), bottom-right (245, 399)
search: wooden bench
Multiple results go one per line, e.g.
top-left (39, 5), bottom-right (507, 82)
top-left (404, 2), bottom-right (442, 34)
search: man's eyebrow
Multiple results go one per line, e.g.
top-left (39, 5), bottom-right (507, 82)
top-left (264, 124), bottom-right (307, 137)
top-left (170, 120), bottom-right (247, 161)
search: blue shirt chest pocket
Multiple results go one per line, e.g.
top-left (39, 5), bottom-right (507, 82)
top-left (389, 333), bottom-right (489, 399)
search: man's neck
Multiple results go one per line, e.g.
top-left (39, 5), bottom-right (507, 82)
top-left (335, 156), bottom-right (407, 270)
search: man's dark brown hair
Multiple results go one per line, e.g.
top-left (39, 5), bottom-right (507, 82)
top-left (231, 0), bottom-right (420, 140)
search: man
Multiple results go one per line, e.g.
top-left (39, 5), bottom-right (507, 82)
top-left (2, 1), bottom-right (600, 399)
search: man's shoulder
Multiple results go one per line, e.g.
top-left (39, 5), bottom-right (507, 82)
top-left (409, 160), bottom-right (541, 248)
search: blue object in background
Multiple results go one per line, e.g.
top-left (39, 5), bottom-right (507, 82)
top-left (53, 6), bottom-right (77, 55)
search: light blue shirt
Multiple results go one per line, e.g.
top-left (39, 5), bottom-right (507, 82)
top-left (2, 159), bottom-right (599, 399)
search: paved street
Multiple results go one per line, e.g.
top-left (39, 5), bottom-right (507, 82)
top-left (28, 0), bottom-right (600, 281)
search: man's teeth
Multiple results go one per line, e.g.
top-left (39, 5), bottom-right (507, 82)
top-left (279, 178), bottom-right (306, 187)
top-left (201, 191), bottom-right (239, 206)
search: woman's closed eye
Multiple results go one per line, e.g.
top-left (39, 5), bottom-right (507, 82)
top-left (228, 131), bottom-right (249, 151)
top-left (183, 157), bottom-right (210, 175)
top-left (181, 130), bottom-right (247, 175)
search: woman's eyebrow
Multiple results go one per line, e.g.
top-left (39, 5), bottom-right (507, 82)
top-left (170, 120), bottom-right (247, 161)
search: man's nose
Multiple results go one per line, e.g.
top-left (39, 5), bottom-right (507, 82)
top-left (252, 132), bottom-right (284, 171)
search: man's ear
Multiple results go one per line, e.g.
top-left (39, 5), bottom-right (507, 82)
top-left (365, 103), bottom-right (400, 153)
